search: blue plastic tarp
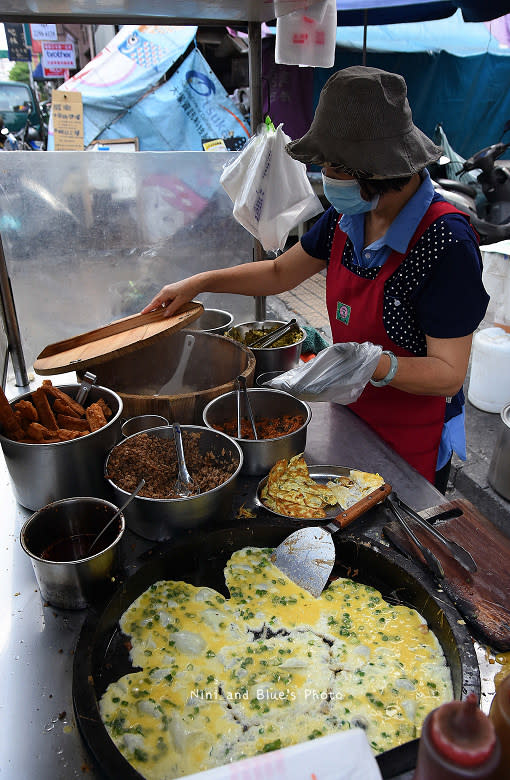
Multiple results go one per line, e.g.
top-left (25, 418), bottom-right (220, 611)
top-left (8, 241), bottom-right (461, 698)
top-left (334, 0), bottom-right (510, 24)
top-left (335, 8), bottom-right (510, 54)
top-left (48, 25), bottom-right (251, 151)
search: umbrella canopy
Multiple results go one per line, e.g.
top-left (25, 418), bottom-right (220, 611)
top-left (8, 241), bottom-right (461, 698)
top-left (335, 1), bottom-right (510, 25)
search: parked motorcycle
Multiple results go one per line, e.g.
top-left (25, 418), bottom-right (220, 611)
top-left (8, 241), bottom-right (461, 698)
top-left (430, 123), bottom-right (510, 245)
top-left (15, 117), bottom-right (47, 150)
top-left (0, 116), bottom-right (19, 150)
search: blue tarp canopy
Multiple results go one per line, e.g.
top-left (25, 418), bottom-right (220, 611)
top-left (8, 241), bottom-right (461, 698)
top-left (335, 8), bottom-right (510, 54)
top-left (334, 0), bottom-right (510, 24)
top-left (266, 7), bottom-right (510, 158)
top-left (48, 25), bottom-right (251, 151)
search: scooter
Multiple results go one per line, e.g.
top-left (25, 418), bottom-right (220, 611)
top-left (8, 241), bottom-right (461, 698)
top-left (0, 118), bottom-right (19, 150)
top-left (431, 124), bottom-right (510, 244)
top-left (15, 117), bottom-right (47, 150)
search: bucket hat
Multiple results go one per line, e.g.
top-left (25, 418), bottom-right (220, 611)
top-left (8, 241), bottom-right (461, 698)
top-left (286, 66), bottom-right (441, 179)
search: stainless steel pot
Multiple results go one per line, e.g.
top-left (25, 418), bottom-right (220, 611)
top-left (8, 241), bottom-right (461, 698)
top-left (121, 414), bottom-right (169, 437)
top-left (105, 425), bottom-right (243, 540)
top-left (0, 384), bottom-right (123, 511)
top-left (488, 402), bottom-right (510, 499)
top-left (20, 496), bottom-right (125, 610)
top-left (202, 388), bottom-right (311, 475)
top-left (226, 320), bottom-right (306, 379)
top-left (186, 308), bottom-right (234, 334)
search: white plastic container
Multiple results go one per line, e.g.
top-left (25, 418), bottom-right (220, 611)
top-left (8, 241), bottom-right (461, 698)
top-left (468, 327), bottom-right (510, 413)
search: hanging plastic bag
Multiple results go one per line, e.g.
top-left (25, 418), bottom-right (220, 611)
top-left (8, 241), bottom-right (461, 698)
top-left (220, 120), bottom-right (323, 253)
top-left (275, 0), bottom-right (337, 68)
top-left (263, 342), bottom-right (383, 404)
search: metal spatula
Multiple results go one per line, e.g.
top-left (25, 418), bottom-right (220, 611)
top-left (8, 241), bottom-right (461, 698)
top-left (272, 482), bottom-right (392, 597)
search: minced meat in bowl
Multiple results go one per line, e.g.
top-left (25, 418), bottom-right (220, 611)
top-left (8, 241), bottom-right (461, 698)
top-left (106, 428), bottom-right (241, 500)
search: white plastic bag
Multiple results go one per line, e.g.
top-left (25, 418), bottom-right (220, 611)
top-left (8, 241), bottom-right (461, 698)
top-left (264, 342), bottom-right (383, 404)
top-left (275, 0), bottom-right (337, 68)
top-left (220, 122), bottom-right (323, 253)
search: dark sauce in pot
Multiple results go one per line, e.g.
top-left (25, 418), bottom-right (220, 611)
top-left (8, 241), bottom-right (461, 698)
top-left (41, 533), bottom-right (100, 562)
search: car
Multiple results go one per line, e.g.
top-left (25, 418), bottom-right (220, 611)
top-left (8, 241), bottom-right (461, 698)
top-left (0, 80), bottom-right (47, 146)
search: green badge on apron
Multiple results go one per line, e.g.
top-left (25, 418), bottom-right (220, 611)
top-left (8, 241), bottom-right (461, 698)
top-left (336, 301), bottom-right (351, 325)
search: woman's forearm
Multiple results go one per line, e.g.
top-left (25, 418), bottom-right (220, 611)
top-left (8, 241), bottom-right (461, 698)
top-left (371, 334), bottom-right (473, 397)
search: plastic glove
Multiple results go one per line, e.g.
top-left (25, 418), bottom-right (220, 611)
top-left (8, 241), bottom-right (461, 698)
top-left (263, 342), bottom-right (383, 404)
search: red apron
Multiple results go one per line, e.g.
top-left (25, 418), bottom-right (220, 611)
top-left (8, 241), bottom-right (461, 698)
top-left (326, 201), bottom-right (461, 483)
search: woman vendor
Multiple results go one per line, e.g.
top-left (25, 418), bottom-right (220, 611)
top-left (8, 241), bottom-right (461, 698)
top-left (142, 66), bottom-right (489, 491)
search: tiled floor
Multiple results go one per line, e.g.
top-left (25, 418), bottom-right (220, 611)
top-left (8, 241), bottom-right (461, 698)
top-left (274, 268), bottom-right (332, 341)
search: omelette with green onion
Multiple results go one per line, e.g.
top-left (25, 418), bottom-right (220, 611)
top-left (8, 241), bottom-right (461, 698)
top-left (100, 547), bottom-right (452, 779)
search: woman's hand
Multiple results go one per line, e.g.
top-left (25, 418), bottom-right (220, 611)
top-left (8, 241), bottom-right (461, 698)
top-left (140, 277), bottom-right (201, 317)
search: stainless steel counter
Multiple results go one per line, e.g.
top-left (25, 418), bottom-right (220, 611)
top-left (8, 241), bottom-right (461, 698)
top-left (0, 400), bottom-right (503, 780)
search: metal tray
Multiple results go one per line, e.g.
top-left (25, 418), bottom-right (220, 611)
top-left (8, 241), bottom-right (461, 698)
top-left (256, 463), bottom-right (373, 522)
top-left (73, 525), bottom-right (480, 780)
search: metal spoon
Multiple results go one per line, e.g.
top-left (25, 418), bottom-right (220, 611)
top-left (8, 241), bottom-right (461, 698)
top-left (236, 375), bottom-right (258, 439)
top-left (87, 478), bottom-right (145, 556)
top-left (173, 423), bottom-right (198, 497)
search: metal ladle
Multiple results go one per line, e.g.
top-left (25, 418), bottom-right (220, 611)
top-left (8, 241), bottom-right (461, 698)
top-left (236, 375), bottom-right (258, 439)
top-left (87, 478), bottom-right (145, 556)
top-left (173, 423), bottom-right (198, 497)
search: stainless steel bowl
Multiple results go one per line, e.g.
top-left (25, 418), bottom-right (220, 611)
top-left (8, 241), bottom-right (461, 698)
top-left (105, 425), bottom-right (243, 541)
top-left (226, 320), bottom-right (306, 379)
top-left (121, 414), bottom-right (169, 437)
top-left (20, 496), bottom-right (125, 610)
top-left (202, 388), bottom-right (311, 476)
top-left (0, 383), bottom-right (123, 511)
top-left (187, 308), bottom-right (234, 334)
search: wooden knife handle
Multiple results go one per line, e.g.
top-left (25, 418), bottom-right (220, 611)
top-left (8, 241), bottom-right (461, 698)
top-left (334, 483), bottom-right (392, 529)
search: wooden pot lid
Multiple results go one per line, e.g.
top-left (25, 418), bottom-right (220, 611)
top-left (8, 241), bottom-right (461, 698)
top-left (33, 302), bottom-right (204, 376)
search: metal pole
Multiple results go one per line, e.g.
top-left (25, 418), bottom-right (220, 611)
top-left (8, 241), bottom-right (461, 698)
top-left (248, 20), bottom-right (266, 321)
top-left (0, 235), bottom-right (29, 388)
top-left (363, 10), bottom-right (367, 65)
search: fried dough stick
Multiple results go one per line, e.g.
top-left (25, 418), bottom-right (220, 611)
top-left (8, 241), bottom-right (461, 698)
top-left (41, 380), bottom-right (86, 417)
top-left (31, 387), bottom-right (58, 431)
top-left (14, 399), bottom-right (38, 423)
top-left (0, 386), bottom-right (25, 440)
top-left (85, 402), bottom-right (107, 432)
top-left (56, 414), bottom-right (90, 432)
top-left (53, 398), bottom-right (82, 418)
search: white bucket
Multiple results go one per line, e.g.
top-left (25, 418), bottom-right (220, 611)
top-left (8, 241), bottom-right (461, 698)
top-left (468, 327), bottom-right (510, 413)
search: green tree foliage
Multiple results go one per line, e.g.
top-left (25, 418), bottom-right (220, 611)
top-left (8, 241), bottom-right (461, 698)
top-left (8, 62), bottom-right (29, 84)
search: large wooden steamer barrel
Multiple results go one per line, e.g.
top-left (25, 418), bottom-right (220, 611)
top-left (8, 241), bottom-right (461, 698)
top-left (78, 329), bottom-right (256, 423)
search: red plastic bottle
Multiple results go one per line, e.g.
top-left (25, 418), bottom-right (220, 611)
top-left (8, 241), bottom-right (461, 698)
top-left (489, 672), bottom-right (510, 778)
top-left (413, 694), bottom-right (503, 779)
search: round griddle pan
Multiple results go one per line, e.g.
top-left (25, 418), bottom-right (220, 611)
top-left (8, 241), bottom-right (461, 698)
top-left (73, 524), bottom-right (480, 780)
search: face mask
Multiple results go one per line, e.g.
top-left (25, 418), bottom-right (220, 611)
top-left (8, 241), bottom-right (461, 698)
top-left (322, 173), bottom-right (379, 215)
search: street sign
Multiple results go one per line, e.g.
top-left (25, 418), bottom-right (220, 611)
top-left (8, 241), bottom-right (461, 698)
top-left (42, 41), bottom-right (76, 70)
top-left (30, 24), bottom-right (58, 42)
top-left (43, 67), bottom-right (69, 79)
top-left (52, 90), bottom-right (83, 150)
top-left (4, 23), bottom-right (31, 62)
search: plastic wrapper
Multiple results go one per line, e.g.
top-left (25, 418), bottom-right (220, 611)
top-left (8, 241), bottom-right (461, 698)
top-left (220, 121), bottom-right (323, 252)
top-left (264, 341), bottom-right (383, 404)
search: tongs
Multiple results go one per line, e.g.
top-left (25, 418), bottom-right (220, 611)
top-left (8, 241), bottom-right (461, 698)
top-left (235, 375), bottom-right (258, 439)
top-left (386, 492), bottom-right (477, 576)
top-left (250, 318), bottom-right (299, 349)
top-left (76, 371), bottom-right (97, 405)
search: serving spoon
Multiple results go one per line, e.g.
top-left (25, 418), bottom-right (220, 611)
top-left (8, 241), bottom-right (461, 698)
top-left (87, 478), bottom-right (145, 556)
top-left (173, 423), bottom-right (198, 497)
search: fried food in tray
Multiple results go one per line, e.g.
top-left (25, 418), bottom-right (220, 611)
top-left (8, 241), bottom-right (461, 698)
top-left (0, 381), bottom-right (112, 444)
top-left (260, 453), bottom-right (384, 519)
